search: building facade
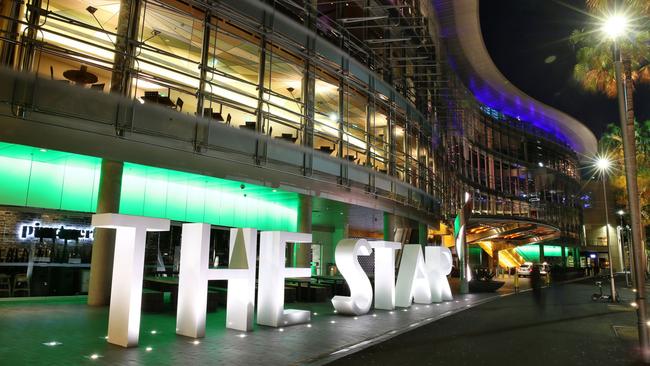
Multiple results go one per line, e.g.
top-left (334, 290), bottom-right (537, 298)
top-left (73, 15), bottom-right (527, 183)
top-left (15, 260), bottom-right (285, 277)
top-left (0, 0), bottom-right (596, 299)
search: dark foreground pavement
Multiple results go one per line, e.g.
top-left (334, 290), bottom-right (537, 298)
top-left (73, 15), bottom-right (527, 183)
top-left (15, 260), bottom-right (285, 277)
top-left (330, 277), bottom-right (645, 366)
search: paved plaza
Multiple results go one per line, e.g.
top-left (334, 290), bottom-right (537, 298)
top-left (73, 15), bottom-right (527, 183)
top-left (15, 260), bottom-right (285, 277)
top-left (0, 277), bottom-right (531, 365)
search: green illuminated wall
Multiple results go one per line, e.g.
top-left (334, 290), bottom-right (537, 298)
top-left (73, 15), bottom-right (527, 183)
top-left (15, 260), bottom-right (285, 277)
top-left (516, 244), bottom-right (564, 262)
top-left (0, 143), bottom-right (101, 212)
top-left (120, 163), bottom-right (298, 231)
top-left (0, 142), bottom-right (298, 231)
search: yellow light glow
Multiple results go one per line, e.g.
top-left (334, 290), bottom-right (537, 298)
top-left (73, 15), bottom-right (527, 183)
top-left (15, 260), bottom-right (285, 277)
top-left (42, 30), bottom-right (115, 61)
top-left (595, 156), bottom-right (612, 172)
top-left (602, 14), bottom-right (629, 40)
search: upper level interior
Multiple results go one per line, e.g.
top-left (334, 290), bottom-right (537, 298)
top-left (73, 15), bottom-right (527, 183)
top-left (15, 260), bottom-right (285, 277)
top-left (0, 0), bottom-right (592, 231)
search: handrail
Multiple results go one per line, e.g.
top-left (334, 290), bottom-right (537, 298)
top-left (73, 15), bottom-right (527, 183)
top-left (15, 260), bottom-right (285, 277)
top-left (0, 68), bottom-right (441, 222)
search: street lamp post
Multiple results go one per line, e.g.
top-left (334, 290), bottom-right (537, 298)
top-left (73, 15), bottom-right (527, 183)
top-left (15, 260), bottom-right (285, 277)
top-left (617, 210), bottom-right (631, 287)
top-left (602, 13), bottom-right (650, 361)
top-left (596, 157), bottom-right (617, 302)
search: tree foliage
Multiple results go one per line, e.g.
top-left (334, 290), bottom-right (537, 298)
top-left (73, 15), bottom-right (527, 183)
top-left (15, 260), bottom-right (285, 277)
top-left (599, 120), bottom-right (650, 224)
top-left (570, 1), bottom-right (650, 97)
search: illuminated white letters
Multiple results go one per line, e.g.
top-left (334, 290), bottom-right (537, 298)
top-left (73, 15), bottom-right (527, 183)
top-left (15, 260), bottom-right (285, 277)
top-left (91, 213), bottom-right (170, 347)
top-left (257, 231), bottom-right (312, 327)
top-left (425, 246), bottom-right (453, 303)
top-left (331, 239), bottom-right (373, 315)
top-left (395, 244), bottom-right (432, 307)
top-left (176, 225), bottom-right (258, 338)
top-left (220, 228), bottom-right (258, 331)
top-left (93, 211), bottom-right (457, 348)
top-left (176, 223), bottom-right (211, 338)
top-left (369, 241), bottom-right (401, 310)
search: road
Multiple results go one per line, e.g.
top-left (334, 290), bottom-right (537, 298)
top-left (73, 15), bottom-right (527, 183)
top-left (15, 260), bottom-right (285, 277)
top-left (329, 277), bottom-right (644, 366)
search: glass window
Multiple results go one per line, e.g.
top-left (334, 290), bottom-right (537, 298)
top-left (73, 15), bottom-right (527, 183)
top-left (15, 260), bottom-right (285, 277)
top-left (368, 98), bottom-right (390, 173)
top-left (35, 0), bottom-right (118, 86)
top-left (262, 43), bottom-right (303, 135)
top-left (393, 112), bottom-right (407, 181)
top-left (313, 68), bottom-right (340, 154)
top-left (342, 83), bottom-right (368, 165)
top-left (133, 1), bottom-right (202, 111)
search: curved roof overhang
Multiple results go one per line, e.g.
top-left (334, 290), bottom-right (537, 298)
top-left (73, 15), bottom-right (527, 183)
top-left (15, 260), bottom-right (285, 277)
top-left (466, 216), bottom-right (562, 246)
top-left (432, 0), bottom-right (597, 159)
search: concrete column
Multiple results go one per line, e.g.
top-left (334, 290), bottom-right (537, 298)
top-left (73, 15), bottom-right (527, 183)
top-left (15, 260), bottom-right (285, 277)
top-left (0, 0), bottom-right (22, 67)
top-left (561, 245), bottom-right (566, 267)
top-left (492, 249), bottom-right (500, 274)
top-left (18, 0), bottom-right (42, 72)
top-left (383, 212), bottom-right (400, 241)
top-left (483, 248), bottom-right (491, 269)
top-left (88, 159), bottom-right (123, 306)
top-left (539, 244), bottom-right (545, 263)
top-left (294, 194), bottom-right (312, 268)
top-left (256, 38), bottom-right (266, 134)
top-left (109, 0), bottom-right (140, 95)
top-left (418, 222), bottom-right (427, 245)
top-left (87, 0), bottom-right (139, 307)
top-left (301, 0), bottom-right (316, 147)
top-left (196, 10), bottom-right (211, 117)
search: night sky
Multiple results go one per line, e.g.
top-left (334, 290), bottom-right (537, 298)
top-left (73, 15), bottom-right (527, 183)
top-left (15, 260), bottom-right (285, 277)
top-left (479, 0), bottom-right (650, 138)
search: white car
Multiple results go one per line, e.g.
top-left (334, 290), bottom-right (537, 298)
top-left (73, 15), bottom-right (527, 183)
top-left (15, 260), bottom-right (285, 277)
top-left (517, 262), bottom-right (550, 277)
top-left (517, 262), bottom-right (534, 277)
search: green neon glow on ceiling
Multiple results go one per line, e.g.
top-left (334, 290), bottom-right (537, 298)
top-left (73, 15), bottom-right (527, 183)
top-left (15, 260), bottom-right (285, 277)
top-left (0, 142), bottom-right (298, 231)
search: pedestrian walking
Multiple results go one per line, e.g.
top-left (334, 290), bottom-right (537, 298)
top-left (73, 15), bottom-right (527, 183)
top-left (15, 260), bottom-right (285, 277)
top-left (531, 265), bottom-right (543, 308)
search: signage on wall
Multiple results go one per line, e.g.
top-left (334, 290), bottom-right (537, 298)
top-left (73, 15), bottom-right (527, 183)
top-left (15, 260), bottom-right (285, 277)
top-left (91, 213), bottom-right (454, 348)
top-left (18, 222), bottom-right (93, 242)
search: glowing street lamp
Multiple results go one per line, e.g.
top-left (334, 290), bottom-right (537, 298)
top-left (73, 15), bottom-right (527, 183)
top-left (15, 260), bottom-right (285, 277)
top-left (595, 156), bottom-right (612, 172)
top-left (601, 14), bottom-right (629, 40)
top-left (600, 11), bottom-right (649, 361)
top-left (594, 155), bottom-right (617, 302)
top-left (616, 209), bottom-right (631, 287)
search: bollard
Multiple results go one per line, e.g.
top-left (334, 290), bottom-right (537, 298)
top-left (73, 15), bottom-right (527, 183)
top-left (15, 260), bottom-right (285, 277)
top-left (514, 273), bottom-right (519, 292)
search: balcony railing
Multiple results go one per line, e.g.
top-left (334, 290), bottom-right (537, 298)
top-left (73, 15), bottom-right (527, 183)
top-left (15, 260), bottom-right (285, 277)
top-left (0, 68), bottom-right (440, 221)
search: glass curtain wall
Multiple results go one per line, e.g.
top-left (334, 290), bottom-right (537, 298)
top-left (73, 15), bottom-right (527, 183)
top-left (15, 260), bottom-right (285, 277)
top-left (7, 0), bottom-right (439, 189)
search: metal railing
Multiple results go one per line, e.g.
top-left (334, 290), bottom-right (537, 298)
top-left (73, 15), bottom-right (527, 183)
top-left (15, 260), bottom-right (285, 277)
top-left (0, 68), bottom-right (440, 221)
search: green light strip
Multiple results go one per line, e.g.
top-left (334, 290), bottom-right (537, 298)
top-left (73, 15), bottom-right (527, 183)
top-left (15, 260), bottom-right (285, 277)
top-left (0, 142), bottom-right (298, 231)
top-left (515, 244), bottom-right (563, 262)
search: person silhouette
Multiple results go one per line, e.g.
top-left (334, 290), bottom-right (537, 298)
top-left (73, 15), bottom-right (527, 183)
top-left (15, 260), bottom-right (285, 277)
top-left (531, 265), bottom-right (543, 309)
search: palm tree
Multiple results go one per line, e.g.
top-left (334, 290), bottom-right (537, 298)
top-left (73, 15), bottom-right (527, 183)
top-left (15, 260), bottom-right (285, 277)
top-left (571, 1), bottom-right (649, 231)
top-left (585, 0), bottom-right (650, 15)
top-left (600, 120), bottom-right (650, 225)
top-left (570, 1), bottom-right (650, 98)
